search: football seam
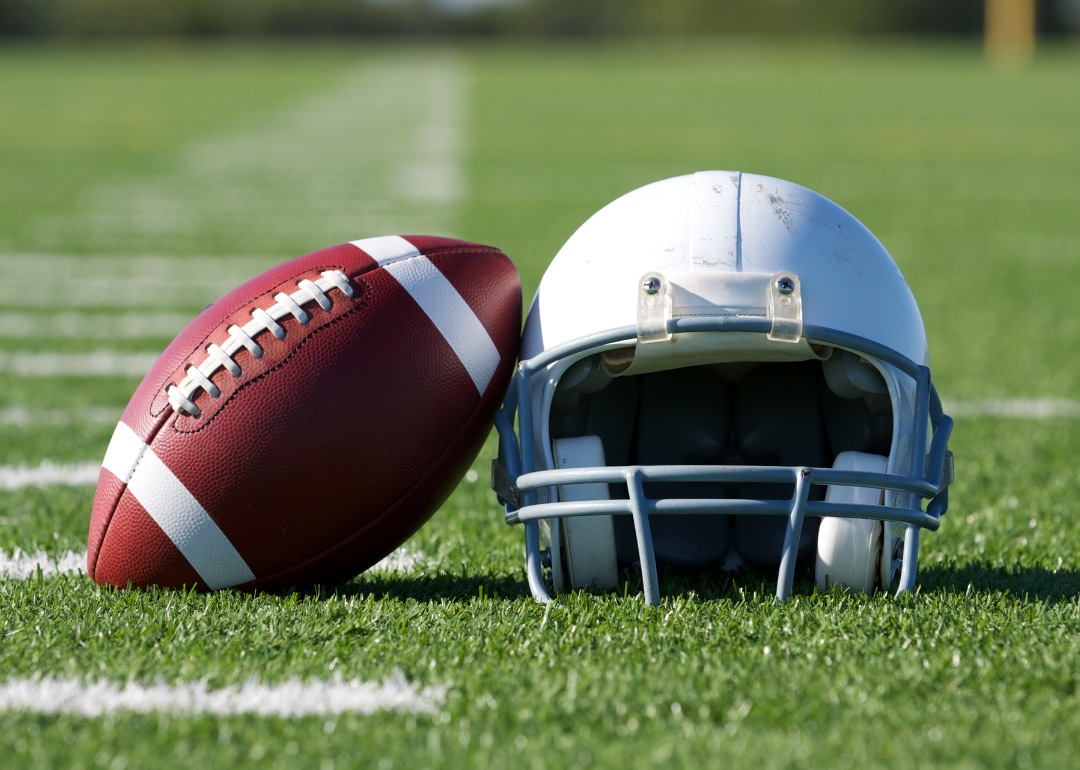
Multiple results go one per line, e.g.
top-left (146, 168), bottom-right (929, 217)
top-left (168, 276), bottom-right (373, 434)
top-left (407, 245), bottom-right (504, 258)
top-left (88, 410), bottom-right (172, 582)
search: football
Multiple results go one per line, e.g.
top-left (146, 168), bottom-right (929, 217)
top-left (87, 236), bottom-right (521, 592)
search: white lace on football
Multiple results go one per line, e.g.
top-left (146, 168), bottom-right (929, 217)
top-left (167, 270), bottom-right (355, 418)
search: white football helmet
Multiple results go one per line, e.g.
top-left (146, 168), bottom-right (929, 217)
top-left (491, 172), bottom-right (953, 604)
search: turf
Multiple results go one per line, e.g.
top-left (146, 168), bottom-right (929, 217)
top-left (1, 40), bottom-right (1080, 769)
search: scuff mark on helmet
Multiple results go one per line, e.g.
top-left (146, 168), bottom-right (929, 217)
top-left (760, 185), bottom-right (799, 235)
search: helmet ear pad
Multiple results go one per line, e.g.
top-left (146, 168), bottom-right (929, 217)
top-left (613, 368), bottom-right (732, 569)
top-left (731, 362), bottom-right (830, 571)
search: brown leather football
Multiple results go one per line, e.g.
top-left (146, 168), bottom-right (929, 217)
top-left (87, 236), bottom-right (521, 591)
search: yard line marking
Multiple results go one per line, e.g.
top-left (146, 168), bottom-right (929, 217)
top-left (0, 351), bottom-right (158, 378)
top-left (0, 546), bottom-right (428, 582)
top-left (0, 406), bottom-right (121, 426)
top-left (0, 311), bottom-right (193, 339)
top-left (0, 673), bottom-right (445, 717)
top-left (32, 52), bottom-right (466, 256)
top-left (370, 548), bottom-right (427, 574)
top-left (0, 255), bottom-right (275, 309)
top-left (0, 461), bottom-right (101, 490)
top-left (944, 398), bottom-right (1080, 419)
top-left (0, 549), bottom-right (86, 580)
top-left (392, 61), bottom-right (465, 204)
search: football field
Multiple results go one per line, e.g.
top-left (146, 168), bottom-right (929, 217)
top-left (2, 40), bottom-right (1080, 768)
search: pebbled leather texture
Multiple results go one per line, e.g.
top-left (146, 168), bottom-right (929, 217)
top-left (88, 237), bottom-right (522, 591)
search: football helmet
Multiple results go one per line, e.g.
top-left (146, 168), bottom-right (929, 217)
top-left (491, 171), bottom-right (953, 605)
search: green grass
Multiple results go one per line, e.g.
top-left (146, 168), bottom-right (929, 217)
top-left (1, 40), bottom-right (1080, 769)
top-left (0, 44), bottom-right (358, 256)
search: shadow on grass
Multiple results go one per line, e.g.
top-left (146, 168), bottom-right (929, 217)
top-left (654, 563), bottom-right (1080, 605)
top-left (295, 563), bottom-right (1080, 606)
top-left (324, 563), bottom-right (778, 605)
top-left (329, 571), bottom-right (533, 603)
top-left (916, 564), bottom-right (1080, 604)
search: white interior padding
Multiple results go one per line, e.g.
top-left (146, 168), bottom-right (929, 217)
top-left (815, 451), bottom-right (888, 594)
top-left (551, 436), bottom-right (620, 592)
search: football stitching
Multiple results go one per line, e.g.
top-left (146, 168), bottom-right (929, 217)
top-left (411, 245), bottom-right (502, 257)
top-left (166, 269), bottom-right (358, 418)
top-left (168, 276), bottom-right (372, 434)
top-left (148, 247), bottom-right (505, 417)
top-left (150, 259), bottom-right (383, 417)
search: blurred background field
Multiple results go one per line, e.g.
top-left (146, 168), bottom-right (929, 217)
top-left (1, 40), bottom-right (1079, 414)
top-left (1, 3), bottom-right (1080, 768)
top-left (1, 0), bottom-right (1078, 37)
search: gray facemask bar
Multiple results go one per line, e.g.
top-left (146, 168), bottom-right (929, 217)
top-left (492, 316), bottom-right (954, 606)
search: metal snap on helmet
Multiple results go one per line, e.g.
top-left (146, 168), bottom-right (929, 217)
top-left (491, 171), bottom-right (954, 605)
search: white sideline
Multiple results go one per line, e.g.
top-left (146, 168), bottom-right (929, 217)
top-left (0, 549), bottom-right (85, 580)
top-left (0, 256), bottom-right (275, 309)
top-left (0, 673), bottom-right (445, 717)
top-left (0, 460), bottom-right (101, 490)
top-left (0, 351), bottom-right (158, 378)
top-left (0, 312), bottom-right (193, 339)
top-left (944, 398), bottom-right (1080, 419)
top-left (0, 406), bottom-right (121, 426)
top-left (1, 401), bottom-right (1075, 424)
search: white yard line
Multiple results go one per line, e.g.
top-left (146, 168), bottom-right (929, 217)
top-left (0, 311), bottom-right (193, 339)
top-left (943, 398), bottom-right (1080, 419)
top-left (0, 405), bottom-right (121, 426)
top-left (0, 543), bottom-right (432, 588)
top-left (0, 351), bottom-right (158, 378)
top-left (0, 673), bottom-right (445, 717)
top-left (0, 460), bottom-right (101, 490)
top-left (0, 548), bottom-right (86, 579)
top-left (0, 546), bottom-right (429, 581)
top-left (370, 547), bottom-right (428, 574)
top-left (393, 62), bottom-right (465, 205)
top-left (0, 255), bottom-right (274, 309)
top-left (30, 53), bottom-right (467, 257)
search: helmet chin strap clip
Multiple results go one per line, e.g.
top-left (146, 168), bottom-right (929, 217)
top-left (636, 270), bottom-right (804, 345)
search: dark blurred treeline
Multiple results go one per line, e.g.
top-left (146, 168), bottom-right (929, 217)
top-left (1, 0), bottom-right (1077, 37)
